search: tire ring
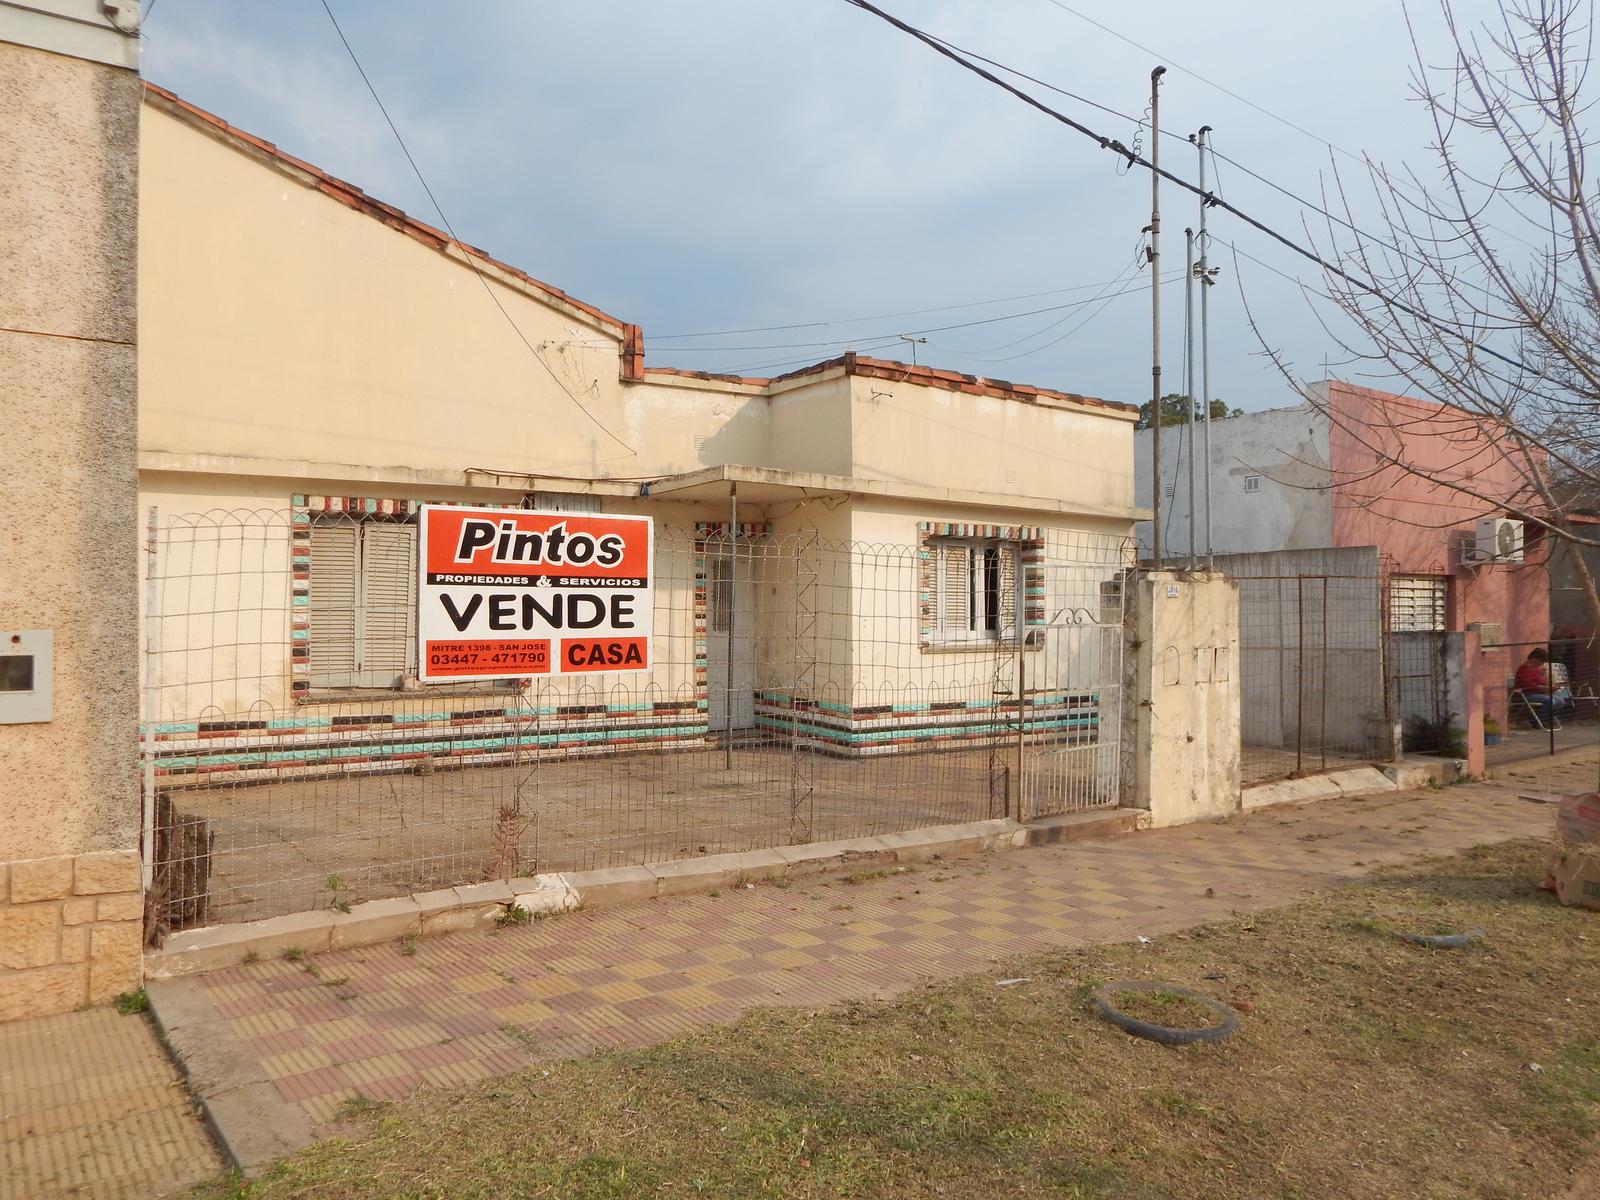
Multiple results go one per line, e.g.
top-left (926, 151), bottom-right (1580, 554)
top-left (1395, 927), bottom-right (1485, 949)
top-left (1089, 981), bottom-right (1241, 1047)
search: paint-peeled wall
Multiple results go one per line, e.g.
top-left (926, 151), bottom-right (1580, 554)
top-left (1133, 403), bottom-right (1333, 559)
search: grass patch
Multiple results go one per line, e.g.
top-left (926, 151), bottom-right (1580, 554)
top-left (332, 1094), bottom-right (392, 1123)
top-left (113, 988), bottom-right (149, 1016)
top-left (189, 841), bottom-right (1600, 1200)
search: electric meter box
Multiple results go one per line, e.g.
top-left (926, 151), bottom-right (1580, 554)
top-left (1, 630), bottom-right (53, 724)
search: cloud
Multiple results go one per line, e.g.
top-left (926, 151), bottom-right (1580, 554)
top-left (137, 0), bottom-right (1497, 409)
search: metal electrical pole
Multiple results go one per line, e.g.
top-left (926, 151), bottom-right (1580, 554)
top-left (1148, 65), bottom-right (1167, 568)
top-left (1184, 226), bottom-right (1197, 566)
top-left (1196, 125), bottom-right (1216, 569)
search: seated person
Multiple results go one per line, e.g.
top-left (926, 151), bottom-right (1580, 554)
top-left (1514, 648), bottom-right (1574, 723)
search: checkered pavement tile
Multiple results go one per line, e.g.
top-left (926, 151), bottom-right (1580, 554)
top-left (192, 783), bottom-right (1554, 1126)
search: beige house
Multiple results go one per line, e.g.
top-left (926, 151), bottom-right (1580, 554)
top-left (138, 84), bottom-right (1143, 790)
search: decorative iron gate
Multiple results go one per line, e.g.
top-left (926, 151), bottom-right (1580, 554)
top-left (993, 540), bottom-right (1129, 819)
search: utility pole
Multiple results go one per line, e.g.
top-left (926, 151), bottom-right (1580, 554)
top-left (1196, 125), bottom-right (1216, 570)
top-left (1184, 226), bottom-right (1197, 566)
top-left (1148, 65), bottom-right (1167, 568)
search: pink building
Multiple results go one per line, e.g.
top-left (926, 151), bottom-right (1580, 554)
top-left (1137, 379), bottom-right (1551, 753)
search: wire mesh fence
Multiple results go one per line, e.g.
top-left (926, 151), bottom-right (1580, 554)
top-left (141, 507), bottom-right (1130, 934)
top-left (1234, 573), bottom-right (1390, 784)
top-left (1487, 635), bottom-right (1600, 765)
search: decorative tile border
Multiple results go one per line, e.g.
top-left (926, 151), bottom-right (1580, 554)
top-left (753, 691), bottom-right (1100, 758)
top-left (916, 522), bottom-right (1046, 648)
top-left (147, 701), bottom-right (710, 786)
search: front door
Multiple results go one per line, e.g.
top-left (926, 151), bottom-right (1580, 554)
top-left (706, 550), bottom-right (756, 733)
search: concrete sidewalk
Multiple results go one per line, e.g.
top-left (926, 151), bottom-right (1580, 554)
top-left (148, 775), bottom-right (1559, 1172)
top-left (0, 1006), bottom-right (218, 1200)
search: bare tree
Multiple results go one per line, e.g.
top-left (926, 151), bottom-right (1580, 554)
top-left (1252, 0), bottom-right (1600, 629)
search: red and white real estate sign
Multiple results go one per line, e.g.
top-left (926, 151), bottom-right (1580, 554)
top-left (417, 505), bottom-right (653, 682)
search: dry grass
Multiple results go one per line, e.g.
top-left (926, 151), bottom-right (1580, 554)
top-left (193, 841), bottom-right (1600, 1199)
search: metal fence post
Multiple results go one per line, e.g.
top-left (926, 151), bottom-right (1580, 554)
top-left (1013, 639), bottom-right (1026, 822)
top-left (1295, 575), bottom-right (1306, 777)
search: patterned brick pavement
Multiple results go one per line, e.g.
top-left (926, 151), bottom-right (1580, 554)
top-left (0, 1006), bottom-right (219, 1200)
top-left (187, 782), bottom-right (1556, 1126)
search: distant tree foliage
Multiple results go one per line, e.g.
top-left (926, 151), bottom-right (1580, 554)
top-left (1135, 393), bottom-right (1243, 431)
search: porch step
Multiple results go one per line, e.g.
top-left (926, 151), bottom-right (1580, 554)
top-left (1023, 808), bottom-right (1140, 846)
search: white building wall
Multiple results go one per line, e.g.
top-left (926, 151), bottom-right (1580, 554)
top-left (1134, 404), bottom-right (1333, 558)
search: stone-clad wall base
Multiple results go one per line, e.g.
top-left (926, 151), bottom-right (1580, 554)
top-left (0, 850), bottom-right (143, 1022)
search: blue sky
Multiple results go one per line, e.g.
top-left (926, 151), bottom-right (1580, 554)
top-left (139, 0), bottom-right (1498, 412)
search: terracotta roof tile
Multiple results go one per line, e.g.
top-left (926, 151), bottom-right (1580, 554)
top-left (770, 354), bottom-right (1134, 414)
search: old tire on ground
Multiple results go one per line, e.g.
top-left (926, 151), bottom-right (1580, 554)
top-left (1088, 981), bottom-right (1241, 1047)
top-left (1395, 927), bottom-right (1485, 949)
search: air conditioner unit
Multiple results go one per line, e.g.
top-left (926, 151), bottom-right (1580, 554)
top-left (1473, 517), bottom-right (1524, 564)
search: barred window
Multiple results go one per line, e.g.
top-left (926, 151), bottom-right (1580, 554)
top-left (931, 539), bottom-right (1020, 645)
top-left (1389, 575), bottom-right (1447, 633)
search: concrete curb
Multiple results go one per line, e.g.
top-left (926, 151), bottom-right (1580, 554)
top-left (1242, 759), bottom-right (1466, 812)
top-left (145, 976), bottom-right (315, 1175)
top-left (146, 811), bottom-right (1137, 979)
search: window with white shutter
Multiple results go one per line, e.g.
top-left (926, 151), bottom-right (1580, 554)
top-left (1389, 575), bottom-right (1448, 632)
top-left (308, 522), bottom-right (361, 688)
top-left (308, 518), bottom-right (419, 690)
top-left (931, 538), bottom-right (1021, 645)
top-left (359, 523), bottom-right (417, 687)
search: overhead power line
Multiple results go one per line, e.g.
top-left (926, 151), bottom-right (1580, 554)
top-left (1034, 0), bottom-right (1542, 256)
top-left (1036, 0), bottom-right (1362, 168)
top-left (923, 30), bottom-right (1438, 276)
top-left (318, 0), bottom-right (637, 457)
top-left (649, 272), bottom-right (1180, 354)
top-left (840, 0), bottom-right (1544, 383)
top-left (651, 269), bottom-right (1173, 339)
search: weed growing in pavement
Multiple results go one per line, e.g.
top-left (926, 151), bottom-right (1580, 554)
top-left (496, 905), bottom-right (532, 928)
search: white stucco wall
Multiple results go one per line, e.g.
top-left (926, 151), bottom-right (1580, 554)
top-left (1134, 404), bottom-right (1332, 558)
top-left (848, 376), bottom-right (1135, 513)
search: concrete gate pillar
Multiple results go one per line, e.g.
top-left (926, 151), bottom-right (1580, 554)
top-left (0, 4), bottom-right (143, 1021)
top-left (1121, 570), bottom-right (1242, 827)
